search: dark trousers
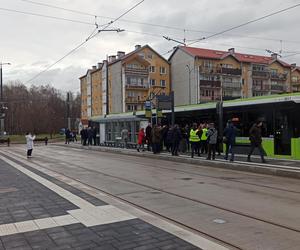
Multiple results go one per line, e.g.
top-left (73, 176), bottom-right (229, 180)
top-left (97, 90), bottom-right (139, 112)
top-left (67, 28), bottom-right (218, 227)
top-left (171, 141), bottom-right (180, 156)
top-left (93, 137), bottom-right (97, 146)
top-left (27, 149), bottom-right (33, 157)
top-left (207, 144), bottom-right (216, 160)
top-left (200, 140), bottom-right (208, 154)
top-left (248, 142), bottom-right (265, 161)
top-left (88, 137), bottom-right (93, 145)
top-left (190, 142), bottom-right (200, 158)
top-left (152, 143), bottom-right (160, 154)
top-left (225, 143), bottom-right (234, 161)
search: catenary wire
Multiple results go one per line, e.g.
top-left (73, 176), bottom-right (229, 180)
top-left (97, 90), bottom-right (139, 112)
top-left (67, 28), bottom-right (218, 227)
top-left (18, 0), bottom-right (300, 45)
top-left (25, 0), bottom-right (145, 84)
top-left (188, 3), bottom-right (300, 46)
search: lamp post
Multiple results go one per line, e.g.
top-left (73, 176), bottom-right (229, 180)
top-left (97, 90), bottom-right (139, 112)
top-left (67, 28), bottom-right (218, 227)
top-left (0, 62), bottom-right (11, 136)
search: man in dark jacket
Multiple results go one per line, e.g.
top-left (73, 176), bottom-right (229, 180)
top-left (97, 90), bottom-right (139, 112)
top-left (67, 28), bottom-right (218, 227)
top-left (171, 124), bottom-right (182, 156)
top-left (248, 121), bottom-right (266, 163)
top-left (223, 120), bottom-right (237, 161)
top-left (206, 123), bottom-right (218, 160)
top-left (145, 123), bottom-right (152, 151)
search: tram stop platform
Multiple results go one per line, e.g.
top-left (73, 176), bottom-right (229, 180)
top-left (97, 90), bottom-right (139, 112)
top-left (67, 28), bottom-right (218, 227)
top-left (0, 152), bottom-right (229, 250)
top-left (58, 142), bottom-right (300, 180)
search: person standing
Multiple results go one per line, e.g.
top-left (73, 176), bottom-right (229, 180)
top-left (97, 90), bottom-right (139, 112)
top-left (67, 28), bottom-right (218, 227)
top-left (247, 121), bottom-right (266, 163)
top-left (137, 128), bottom-right (145, 152)
top-left (206, 123), bottom-right (218, 160)
top-left (151, 125), bottom-right (161, 154)
top-left (25, 132), bottom-right (36, 158)
top-left (145, 123), bottom-right (152, 151)
top-left (121, 128), bottom-right (129, 148)
top-left (87, 127), bottom-right (93, 146)
top-left (189, 123), bottom-right (200, 158)
top-left (200, 124), bottom-right (208, 154)
top-left (165, 127), bottom-right (173, 152)
top-left (65, 128), bottom-right (71, 144)
top-left (171, 124), bottom-right (182, 156)
top-left (93, 127), bottom-right (97, 146)
top-left (224, 120), bottom-right (237, 162)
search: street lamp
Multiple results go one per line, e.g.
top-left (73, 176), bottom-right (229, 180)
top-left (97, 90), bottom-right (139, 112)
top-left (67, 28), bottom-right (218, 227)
top-left (0, 62), bottom-right (11, 136)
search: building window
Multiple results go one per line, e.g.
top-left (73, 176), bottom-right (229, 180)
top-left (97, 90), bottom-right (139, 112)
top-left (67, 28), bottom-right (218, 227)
top-left (204, 60), bottom-right (213, 69)
top-left (138, 53), bottom-right (145, 59)
top-left (160, 66), bottom-right (166, 74)
top-left (160, 80), bottom-right (166, 87)
top-left (150, 79), bottom-right (156, 86)
top-left (147, 53), bottom-right (153, 59)
top-left (127, 105), bottom-right (131, 111)
top-left (149, 66), bottom-right (155, 73)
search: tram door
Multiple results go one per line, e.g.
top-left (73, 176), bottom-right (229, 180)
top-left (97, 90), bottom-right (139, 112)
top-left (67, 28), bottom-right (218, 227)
top-left (274, 110), bottom-right (292, 155)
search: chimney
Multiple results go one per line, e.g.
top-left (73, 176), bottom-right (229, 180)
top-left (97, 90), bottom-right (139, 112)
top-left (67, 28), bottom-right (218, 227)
top-left (291, 63), bottom-right (297, 68)
top-left (117, 51), bottom-right (125, 59)
top-left (135, 45), bottom-right (141, 50)
top-left (97, 62), bottom-right (103, 69)
top-left (92, 65), bottom-right (97, 70)
top-left (108, 55), bottom-right (117, 63)
top-left (228, 48), bottom-right (235, 54)
top-left (271, 53), bottom-right (278, 60)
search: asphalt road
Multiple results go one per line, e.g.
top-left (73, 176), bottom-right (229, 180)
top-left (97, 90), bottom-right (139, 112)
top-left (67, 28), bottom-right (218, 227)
top-left (2, 144), bottom-right (300, 250)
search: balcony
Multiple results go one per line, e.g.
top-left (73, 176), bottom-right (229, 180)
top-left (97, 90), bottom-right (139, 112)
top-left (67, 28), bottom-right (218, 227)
top-left (223, 81), bottom-right (241, 89)
top-left (125, 68), bottom-right (149, 77)
top-left (292, 79), bottom-right (300, 86)
top-left (252, 70), bottom-right (269, 79)
top-left (200, 80), bottom-right (221, 88)
top-left (253, 84), bottom-right (270, 92)
top-left (270, 73), bottom-right (288, 81)
top-left (125, 84), bottom-right (149, 90)
top-left (271, 83), bottom-right (285, 92)
top-left (216, 67), bottom-right (242, 76)
top-left (125, 97), bottom-right (145, 104)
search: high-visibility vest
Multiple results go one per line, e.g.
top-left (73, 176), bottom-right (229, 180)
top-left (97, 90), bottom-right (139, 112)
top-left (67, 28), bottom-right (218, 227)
top-left (201, 128), bottom-right (208, 141)
top-left (190, 129), bottom-right (200, 142)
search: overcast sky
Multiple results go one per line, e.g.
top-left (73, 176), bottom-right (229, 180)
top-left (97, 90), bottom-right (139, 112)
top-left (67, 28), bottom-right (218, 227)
top-left (1, 0), bottom-right (300, 93)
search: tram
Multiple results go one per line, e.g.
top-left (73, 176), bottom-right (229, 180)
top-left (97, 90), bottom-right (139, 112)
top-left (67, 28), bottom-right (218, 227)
top-left (163, 93), bottom-right (300, 159)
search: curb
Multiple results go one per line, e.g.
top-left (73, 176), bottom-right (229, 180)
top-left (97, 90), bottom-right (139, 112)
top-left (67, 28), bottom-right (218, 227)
top-left (54, 143), bottom-right (300, 180)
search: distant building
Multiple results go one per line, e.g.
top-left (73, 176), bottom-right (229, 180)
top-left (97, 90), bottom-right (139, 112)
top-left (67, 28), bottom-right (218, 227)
top-left (169, 46), bottom-right (295, 106)
top-left (291, 64), bottom-right (300, 92)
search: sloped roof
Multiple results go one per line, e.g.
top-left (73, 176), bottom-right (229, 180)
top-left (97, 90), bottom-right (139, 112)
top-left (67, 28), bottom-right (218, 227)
top-left (172, 46), bottom-right (291, 66)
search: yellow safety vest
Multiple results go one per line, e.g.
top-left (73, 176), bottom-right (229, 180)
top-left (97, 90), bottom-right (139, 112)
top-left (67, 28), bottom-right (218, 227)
top-left (201, 128), bottom-right (208, 141)
top-left (190, 129), bottom-right (200, 142)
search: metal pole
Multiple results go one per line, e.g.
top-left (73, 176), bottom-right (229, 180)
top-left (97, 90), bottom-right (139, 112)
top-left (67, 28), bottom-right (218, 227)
top-left (171, 91), bottom-right (175, 126)
top-left (0, 65), bottom-right (3, 101)
top-left (0, 65), bottom-right (3, 136)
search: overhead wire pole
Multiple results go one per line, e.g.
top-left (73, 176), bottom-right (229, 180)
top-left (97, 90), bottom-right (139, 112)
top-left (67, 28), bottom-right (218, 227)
top-left (25, 0), bottom-right (145, 84)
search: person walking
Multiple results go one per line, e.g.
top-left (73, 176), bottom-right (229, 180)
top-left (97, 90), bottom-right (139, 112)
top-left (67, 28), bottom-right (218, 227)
top-left (206, 123), bottom-right (218, 160)
top-left (137, 128), bottom-right (145, 152)
top-left (189, 123), bottom-right (201, 158)
top-left (223, 120), bottom-right (237, 162)
top-left (171, 124), bottom-right (182, 156)
top-left (200, 124), bottom-right (208, 154)
top-left (247, 121), bottom-right (266, 163)
top-left (25, 132), bottom-right (36, 158)
top-left (145, 123), bottom-right (152, 151)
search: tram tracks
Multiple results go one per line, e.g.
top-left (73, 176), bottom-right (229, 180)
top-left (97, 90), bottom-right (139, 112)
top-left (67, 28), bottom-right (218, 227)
top-left (3, 148), bottom-right (300, 236)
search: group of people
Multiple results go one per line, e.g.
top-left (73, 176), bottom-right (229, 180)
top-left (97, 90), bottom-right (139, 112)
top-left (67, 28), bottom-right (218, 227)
top-left (135, 119), bottom-right (267, 163)
top-left (79, 127), bottom-right (98, 146)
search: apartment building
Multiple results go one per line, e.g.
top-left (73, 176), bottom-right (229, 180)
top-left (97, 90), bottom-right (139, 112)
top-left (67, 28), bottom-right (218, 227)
top-left (80, 44), bottom-right (171, 123)
top-left (169, 46), bottom-right (294, 105)
top-left (291, 64), bottom-right (300, 92)
top-left (107, 45), bottom-right (171, 113)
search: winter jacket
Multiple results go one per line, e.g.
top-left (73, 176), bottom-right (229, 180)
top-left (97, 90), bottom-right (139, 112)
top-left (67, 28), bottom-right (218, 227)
top-left (137, 130), bottom-right (145, 145)
top-left (151, 127), bottom-right (161, 144)
top-left (26, 134), bottom-right (36, 150)
top-left (224, 124), bottom-right (237, 145)
top-left (207, 128), bottom-right (218, 144)
top-left (249, 124), bottom-right (262, 145)
top-left (172, 127), bottom-right (182, 143)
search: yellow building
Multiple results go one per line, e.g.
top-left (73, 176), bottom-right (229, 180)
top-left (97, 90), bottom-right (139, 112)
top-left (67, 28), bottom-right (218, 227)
top-left (107, 45), bottom-right (171, 113)
top-left (79, 74), bottom-right (88, 126)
